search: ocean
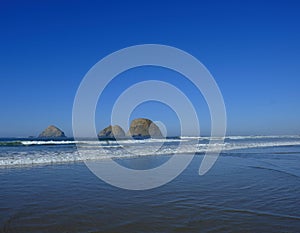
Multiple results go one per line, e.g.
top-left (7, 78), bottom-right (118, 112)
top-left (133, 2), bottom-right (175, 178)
top-left (0, 136), bottom-right (300, 232)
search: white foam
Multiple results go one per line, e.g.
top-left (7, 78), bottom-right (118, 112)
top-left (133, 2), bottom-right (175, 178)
top-left (181, 135), bottom-right (300, 140)
top-left (0, 138), bottom-right (300, 167)
top-left (21, 140), bottom-right (77, 145)
top-left (180, 136), bottom-right (201, 140)
top-left (226, 135), bottom-right (300, 140)
top-left (222, 141), bottom-right (300, 151)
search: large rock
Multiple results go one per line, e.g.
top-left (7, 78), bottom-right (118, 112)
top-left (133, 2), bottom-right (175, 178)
top-left (128, 118), bottom-right (162, 138)
top-left (38, 125), bottom-right (66, 138)
top-left (98, 125), bottom-right (125, 139)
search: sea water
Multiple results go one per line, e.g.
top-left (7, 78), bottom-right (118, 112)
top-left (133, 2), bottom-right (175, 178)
top-left (0, 136), bottom-right (300, 232)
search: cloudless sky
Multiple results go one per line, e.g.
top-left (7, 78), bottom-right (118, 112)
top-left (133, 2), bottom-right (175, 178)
top-left (0, 0), bottom-right (299, 137)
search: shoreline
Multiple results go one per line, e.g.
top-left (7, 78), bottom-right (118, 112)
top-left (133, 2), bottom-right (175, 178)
top-left (1, 149), bottom-right (300, 232)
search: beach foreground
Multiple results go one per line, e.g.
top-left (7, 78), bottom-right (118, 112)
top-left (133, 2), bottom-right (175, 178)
top-left (1, 137), bottom-right (300, 232)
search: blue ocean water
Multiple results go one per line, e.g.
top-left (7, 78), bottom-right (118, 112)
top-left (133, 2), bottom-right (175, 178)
top-left (0, 136), bottom-right (300, 232)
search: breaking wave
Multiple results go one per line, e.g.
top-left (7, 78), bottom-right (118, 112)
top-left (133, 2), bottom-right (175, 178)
top-left (0, 136), bottom-right (299, 167)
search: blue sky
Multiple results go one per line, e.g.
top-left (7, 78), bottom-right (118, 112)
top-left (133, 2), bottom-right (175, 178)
top-left (0, 0), bottom-right (300, 137)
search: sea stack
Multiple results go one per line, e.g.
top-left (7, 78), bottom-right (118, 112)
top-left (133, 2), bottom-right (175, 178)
top-left (98, 125), bottom-right (125, 139)
top-left (128, 118), bottom-right (162, 138)
top-left (38, 125), bottom-right (66, 138)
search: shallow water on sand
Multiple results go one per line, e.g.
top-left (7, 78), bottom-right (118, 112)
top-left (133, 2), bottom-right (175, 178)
top-left (1, 143), bottom-right (300, 232)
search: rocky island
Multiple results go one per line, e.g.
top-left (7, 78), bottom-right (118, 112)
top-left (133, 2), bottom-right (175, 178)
top-left (98, 118), bottom-right (163, 140)
top-left (38, 125), bottom-right (66, 138)
top-left (128, 118), bottom-right (162, 138)
top-left (98, 125), bottom-right (125, 139)
top-left (38, 118), bottom-right (162, 140)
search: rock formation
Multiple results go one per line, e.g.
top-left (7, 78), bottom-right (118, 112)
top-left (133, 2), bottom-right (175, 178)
top-left (98, 125), bottom-right (125, 139)
top-left (128, 118), bottom-right (162, 138)
top-left (38, 125), bottom-right (66, 138)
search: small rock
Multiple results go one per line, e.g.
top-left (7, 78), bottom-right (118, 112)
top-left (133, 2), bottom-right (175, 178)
top-left (38, 125), bottom-right (66, 138)
top-left (128, 118), bottom-right (162, 138)
top-left (98, 125), bottom-right (125, 139)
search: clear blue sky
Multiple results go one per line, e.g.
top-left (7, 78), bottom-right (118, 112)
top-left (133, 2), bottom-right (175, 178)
top-left (0, 0), bottom-right (299, 137)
